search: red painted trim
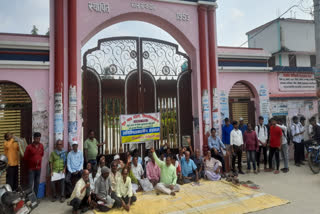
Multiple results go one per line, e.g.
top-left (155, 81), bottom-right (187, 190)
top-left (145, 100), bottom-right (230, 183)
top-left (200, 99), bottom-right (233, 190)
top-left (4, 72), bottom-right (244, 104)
top-left (207, 7), bottom-right (217, 90)
top-left (219, 58), bottom-right (267, 63)
top-left (0, 51), bottom-right (49, 55)
top-left (68, 0), bottom-right (77, 87)
top-left (54, 0), bottom-right (64, 94)
top-left (0, 32), bottom-right (49, 38)
top-left (218, 46), bottom-right (264, 50)
top-left (269, 93), bottom-right (316, 98)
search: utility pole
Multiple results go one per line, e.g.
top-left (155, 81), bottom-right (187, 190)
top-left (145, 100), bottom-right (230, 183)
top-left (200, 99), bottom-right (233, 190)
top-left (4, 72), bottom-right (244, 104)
top-left (314, 0), bottom-right (320, 116)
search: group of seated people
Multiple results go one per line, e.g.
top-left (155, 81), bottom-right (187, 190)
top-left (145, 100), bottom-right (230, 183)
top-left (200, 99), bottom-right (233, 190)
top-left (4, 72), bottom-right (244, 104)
top-left (51, 140), bottom-right (223, 214)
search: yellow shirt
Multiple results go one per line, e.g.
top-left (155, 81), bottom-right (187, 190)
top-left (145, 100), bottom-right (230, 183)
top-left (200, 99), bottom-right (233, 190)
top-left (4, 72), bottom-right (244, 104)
top-left (4, 139), bottom-right (19, 166)
top-left (116, 176), bottom-right (133, 198)
top-left (68, 178), bottom-right (87, 203)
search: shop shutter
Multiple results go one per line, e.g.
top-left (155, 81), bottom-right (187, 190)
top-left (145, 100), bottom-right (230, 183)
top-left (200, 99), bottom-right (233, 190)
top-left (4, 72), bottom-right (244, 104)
top-left (231, 102), bottom-right (249, 124)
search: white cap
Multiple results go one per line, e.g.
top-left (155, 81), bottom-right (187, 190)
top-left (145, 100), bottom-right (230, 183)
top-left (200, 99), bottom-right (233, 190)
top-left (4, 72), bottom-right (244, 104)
top-left (71, 141), bottom-right (78, 145)
top-left (239, 117), bottom-right (244, 121)
top-left (114, 154), bottom-right (120, 160)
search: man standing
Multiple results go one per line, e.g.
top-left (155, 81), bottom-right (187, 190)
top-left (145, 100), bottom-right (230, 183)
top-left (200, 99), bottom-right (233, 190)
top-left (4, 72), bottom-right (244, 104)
top-left (291, 116), bottom-right (304, 167)
top-left (49, 140), bottom-right (67, 202)
top-left (208, 128), bottom-right (227, 174)
top-left (84, 130), bottom-right (104, 167)
top-left (277, 119), bottom-right (289, 173)
top-left (299, 117), bottom-right (307, 161)
top-left (222, 118), bottom-right (233, 145)
top-left (239, 118), bottom-right (248, 135)
top-left (114, 167), bottom-right (137, 212)
top-left (68, 169), bottom-right (91, 214)
top-left (180, 151), bottom-right (198, 183)
top-left (146, 153), bottom-right (160, 187)
top-left (230, 121), bottom-right (244, 174)
top-left (4, 132), bottom-right (19, 191)
top-left (24, 132), bottom-right (44, 196)
top-left (243, 124), bottom-right (259, 174)
top-left (93, 166), bottom-right (115, 212)
top-left (309, 117), bottom-right (320, 143)
top-left (255, 116), bottom-right (268, 172)
top-left (267, 118), bottom-right (282, 174)
top-left (151, 148), bottom-right (180, 196)
top-left (66, 141), bottom-right (84, 196)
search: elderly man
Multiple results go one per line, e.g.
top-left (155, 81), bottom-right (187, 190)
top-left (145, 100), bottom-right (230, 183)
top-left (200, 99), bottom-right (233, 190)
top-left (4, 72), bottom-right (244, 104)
top-left (114, 167), bottom-right (137, 212)
top-left (181, 151), bottom-right (198, 183)
top-left (131, 156), bottom-right (144, 180)
top-left (146, 152), bottom-right (160, 186)
top-left (151, 148), bottom-right (180, 196)
top-left (66, 141), bottom-right (84, 197)
top-left (68, 169), bottom-right (91, 214)
top-left (92, 166), bottom-right (115, 212)
top-left (110, 161), bottom-right (121, 199)
top-left (49, 140), bottom-right (67, 202)
top-left (208, 128), bottom-right (226, 174)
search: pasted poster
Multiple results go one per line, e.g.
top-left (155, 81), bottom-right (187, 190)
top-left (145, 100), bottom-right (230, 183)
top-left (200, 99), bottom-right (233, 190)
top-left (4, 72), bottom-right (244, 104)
top-left (120, 113), bottom-right (160, 144)
top-left (220, 90), bottom-right (229, 124)
top-left (278, 73), bottom-right (316, 91)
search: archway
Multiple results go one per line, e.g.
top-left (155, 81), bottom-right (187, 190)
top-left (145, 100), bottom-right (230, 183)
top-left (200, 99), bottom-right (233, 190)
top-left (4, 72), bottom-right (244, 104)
top-left (0, 81), bottom-right (32, 187)
top-left (82, 36), bottom-right (193, 155)
top-left (229, 81), bottom-right (256, 126)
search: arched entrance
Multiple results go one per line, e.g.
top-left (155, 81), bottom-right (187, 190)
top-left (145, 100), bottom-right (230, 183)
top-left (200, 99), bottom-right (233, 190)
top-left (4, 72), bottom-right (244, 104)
top-left (0, 81), bottom-right (32, 187)
top-left (229, 82), bottom-right (256, 126)
top-left (82, 37), bottom-right (192, 154)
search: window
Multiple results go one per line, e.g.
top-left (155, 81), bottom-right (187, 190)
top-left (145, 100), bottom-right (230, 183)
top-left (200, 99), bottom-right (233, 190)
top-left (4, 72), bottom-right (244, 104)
top-left (268, 56), bottom-right (275, 67)
top-left (310, 55), bottom-right (316, 67)
top-left (288, 54), bottom-right (296, 67)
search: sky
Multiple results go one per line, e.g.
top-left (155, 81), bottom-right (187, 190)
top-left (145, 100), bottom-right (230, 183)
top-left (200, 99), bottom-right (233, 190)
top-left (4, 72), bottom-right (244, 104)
top-left (0, 0), bottom-right (314, 49)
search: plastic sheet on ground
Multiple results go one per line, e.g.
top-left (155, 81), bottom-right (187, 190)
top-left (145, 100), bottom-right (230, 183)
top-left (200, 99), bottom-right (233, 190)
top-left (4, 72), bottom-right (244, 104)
top-left (95, 180), bottom-right (289, 214)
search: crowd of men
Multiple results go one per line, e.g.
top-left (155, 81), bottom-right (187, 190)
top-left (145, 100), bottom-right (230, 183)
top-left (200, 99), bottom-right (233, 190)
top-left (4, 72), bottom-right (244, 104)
top-left (3, 115), bottom-right (320, 213)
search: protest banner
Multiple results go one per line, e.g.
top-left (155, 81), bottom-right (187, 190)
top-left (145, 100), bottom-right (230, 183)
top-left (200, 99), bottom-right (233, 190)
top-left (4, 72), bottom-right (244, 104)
top-left (120, 112), bottom-right (160, 144)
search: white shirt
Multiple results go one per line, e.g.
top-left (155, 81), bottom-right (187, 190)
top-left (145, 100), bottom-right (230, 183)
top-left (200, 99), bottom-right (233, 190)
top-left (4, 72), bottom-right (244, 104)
top-left (131, 163), bottom-right (144, 180)
top-left (298, 123), bottom-right (307, 141)
top-left (89, 173), bottom-right (98, 191)
top-left (291, 123), bottom-right (302, 143)
top-left (230, 129), bottom-right (243, 146)
top-left (255, 124), bottom-right (267, 145)
top-left (277, 124), bottom-right (287, 145)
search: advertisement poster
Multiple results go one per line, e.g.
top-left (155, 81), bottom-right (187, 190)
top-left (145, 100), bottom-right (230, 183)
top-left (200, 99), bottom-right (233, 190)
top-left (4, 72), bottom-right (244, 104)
top-left (278, 73), bottom-right (316, 91)
top-left (120, 113), bottom-right (160, 144)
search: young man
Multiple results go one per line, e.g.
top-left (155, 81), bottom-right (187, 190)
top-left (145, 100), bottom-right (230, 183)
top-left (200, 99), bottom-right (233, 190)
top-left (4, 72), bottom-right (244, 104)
top-left (180, 151), bottom-right (198, 183)
top-left (255, 116), bottom-right (268, 172)
top-left (230, 121), bottom-right (244, 174)
top-left (267, 118), bottom-right (282, 174)
top-left (84, 130), bottom-right (105, 167)
top-left (24, 132), bottom-right (44, 196)
top-left (49, 140), bottom-right (67, 202)
top-left (243, 124), bottom-right (259, 174)
top-left (68, 169), bottom-right (91, 214)
top-left (114, 167), bottom-right (137, 211)
top-left (299, 117), bottom-right (307, 161)
top-left (66, 141), bottom-right (84, 196)
top-left (222, 118), bottom-right (233, 145)
top-left (277, 119), bottom-right (289, 173)
top-left (208, 128), bottom-right (227, 174)
top-left (239, 118), bottom-right (248, 135)
top-left (4, 132), bottom-right (19, 191)
top-left (93, 166), bottom-right (115, 212)
top-left (146, 153), bottom-right (161, 187)
top-left (291, 116), bottom-right (304, 167)
top-left (309, 117), bottom-right (320, 143)
top-left (151, 148), bottom-right (180, 196)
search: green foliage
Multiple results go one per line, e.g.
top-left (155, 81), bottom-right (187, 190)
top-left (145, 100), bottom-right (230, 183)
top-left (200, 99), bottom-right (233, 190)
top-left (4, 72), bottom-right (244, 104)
top-left (31, 25), bottom-right (39, 35)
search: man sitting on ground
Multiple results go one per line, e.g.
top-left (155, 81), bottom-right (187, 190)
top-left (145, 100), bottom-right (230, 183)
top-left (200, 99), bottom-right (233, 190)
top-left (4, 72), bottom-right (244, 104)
top-left (204, 150), bottom-right (222, 181)
top-left (151, 148), bottom-right (180, 196)
top-left (68, 169), bottom-right (91, 214)
top-left (181, 151), bottom-right (198, 183)
top-left (187, 139), bottom-right (204, 179)
top-left (208, 128), bottom-right (227, 175)
top-left (92, 166), bottom-right (115, 212)
top-left (146, 152), bottom-right (160, 187)
top-left (114, 167), bottom-right (137, 212)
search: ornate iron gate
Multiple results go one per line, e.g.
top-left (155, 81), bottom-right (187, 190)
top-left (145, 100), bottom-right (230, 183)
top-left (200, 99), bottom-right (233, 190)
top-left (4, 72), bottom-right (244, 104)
top-left (83, 37), bottom-right (192, 154)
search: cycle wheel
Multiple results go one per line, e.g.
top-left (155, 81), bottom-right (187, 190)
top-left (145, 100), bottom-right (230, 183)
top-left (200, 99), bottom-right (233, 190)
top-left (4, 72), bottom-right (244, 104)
top-left (308, 150), bottom-right (320, 174)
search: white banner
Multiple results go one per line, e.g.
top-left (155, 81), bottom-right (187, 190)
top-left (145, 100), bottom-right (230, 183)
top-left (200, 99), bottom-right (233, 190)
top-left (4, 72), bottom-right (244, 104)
top-left (278, 73), bottom-right (316, 91)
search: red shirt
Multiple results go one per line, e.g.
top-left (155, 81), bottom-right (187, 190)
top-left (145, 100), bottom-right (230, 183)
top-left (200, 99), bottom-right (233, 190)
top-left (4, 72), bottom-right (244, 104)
top-left (269, 126), bottom-right (282, 148)
top-left (244, 130), bottom-right (259, 151)
top-left (24, 143), bottom-right (44, 170)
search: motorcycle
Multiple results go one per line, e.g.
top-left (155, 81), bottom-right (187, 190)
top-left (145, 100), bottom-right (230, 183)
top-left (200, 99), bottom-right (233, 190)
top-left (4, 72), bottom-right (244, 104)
top-left (0, 155), bottom-right (38, 214)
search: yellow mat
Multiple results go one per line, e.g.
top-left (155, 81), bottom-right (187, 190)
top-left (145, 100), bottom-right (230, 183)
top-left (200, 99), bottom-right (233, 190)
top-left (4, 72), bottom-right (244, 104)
top-left (95, 180), bottom-right (289, 214)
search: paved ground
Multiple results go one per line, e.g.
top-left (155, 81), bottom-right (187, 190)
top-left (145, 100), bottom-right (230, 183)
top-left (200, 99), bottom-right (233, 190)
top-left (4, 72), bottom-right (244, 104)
top-left (32, 161), bottom-right (320, 214)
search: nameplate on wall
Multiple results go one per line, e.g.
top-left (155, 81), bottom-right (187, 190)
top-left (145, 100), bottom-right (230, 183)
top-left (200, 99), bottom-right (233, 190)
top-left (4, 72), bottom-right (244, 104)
top-left (88, 2), bottom-right (110, 13)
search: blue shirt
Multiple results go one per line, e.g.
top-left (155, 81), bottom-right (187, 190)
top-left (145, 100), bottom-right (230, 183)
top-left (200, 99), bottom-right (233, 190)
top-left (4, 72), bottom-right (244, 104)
top-left (239, 124), bottom-right (248, 135)
top-left (67, 150), bottom-right (84, 173)
top-left (208, 136), bottom-right (226, 152)
top-left (181, 157), bottom-right (197, 177)
top-left (222, 124), bottom-right (233, 145)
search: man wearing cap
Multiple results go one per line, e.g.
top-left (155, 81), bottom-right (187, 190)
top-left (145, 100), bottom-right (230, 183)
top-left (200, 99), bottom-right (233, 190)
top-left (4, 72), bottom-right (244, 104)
top-left (66, 141), bottom-right (84, 197)
top-left (113, 154), bottom-right (125, 170)
top-left (92, 166), bottom-right (115, 212)
top-left (239, 118), bottom-right (248, 135)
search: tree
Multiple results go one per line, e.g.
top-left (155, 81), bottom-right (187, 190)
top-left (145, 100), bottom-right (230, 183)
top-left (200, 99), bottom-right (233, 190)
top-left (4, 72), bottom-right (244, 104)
top-left (45, 28), bottom-right (49, 36)
top-left (31, 25), bottom-right (39, 35)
